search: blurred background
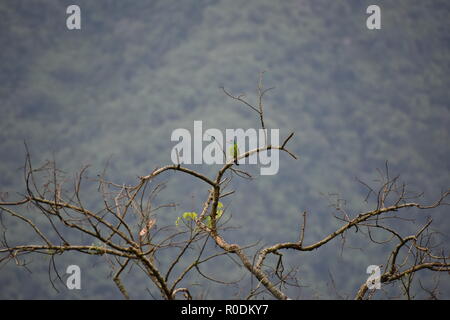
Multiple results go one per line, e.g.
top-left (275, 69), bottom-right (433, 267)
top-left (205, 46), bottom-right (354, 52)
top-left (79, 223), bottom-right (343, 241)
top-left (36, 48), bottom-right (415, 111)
top-left (0, 0), bottom-right (449, 299)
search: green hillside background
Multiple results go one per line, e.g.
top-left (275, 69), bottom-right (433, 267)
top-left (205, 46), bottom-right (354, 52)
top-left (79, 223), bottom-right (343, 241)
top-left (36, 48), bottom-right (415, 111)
top-left (0, 0), bottom-right (449, 299)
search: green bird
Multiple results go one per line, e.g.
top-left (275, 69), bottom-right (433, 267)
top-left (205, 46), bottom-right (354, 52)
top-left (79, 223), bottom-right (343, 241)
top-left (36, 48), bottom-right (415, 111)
top-left (229, 137), bottom-right (239, 165)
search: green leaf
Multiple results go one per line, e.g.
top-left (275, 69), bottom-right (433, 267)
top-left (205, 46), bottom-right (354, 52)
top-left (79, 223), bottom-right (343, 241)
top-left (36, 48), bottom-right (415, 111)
top-left (204, 216), bottom-right (212, 228)
top-left (176, 211), bottom-right (198, 226)
top-left (182, 211), bottom-right (197, 220)
top-left (216, 202), bottom-right (224, 218)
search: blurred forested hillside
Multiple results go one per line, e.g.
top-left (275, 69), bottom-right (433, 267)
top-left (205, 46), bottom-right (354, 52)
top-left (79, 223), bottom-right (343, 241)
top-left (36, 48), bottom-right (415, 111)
top-left (0, 0), bottom-right (449, 299)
